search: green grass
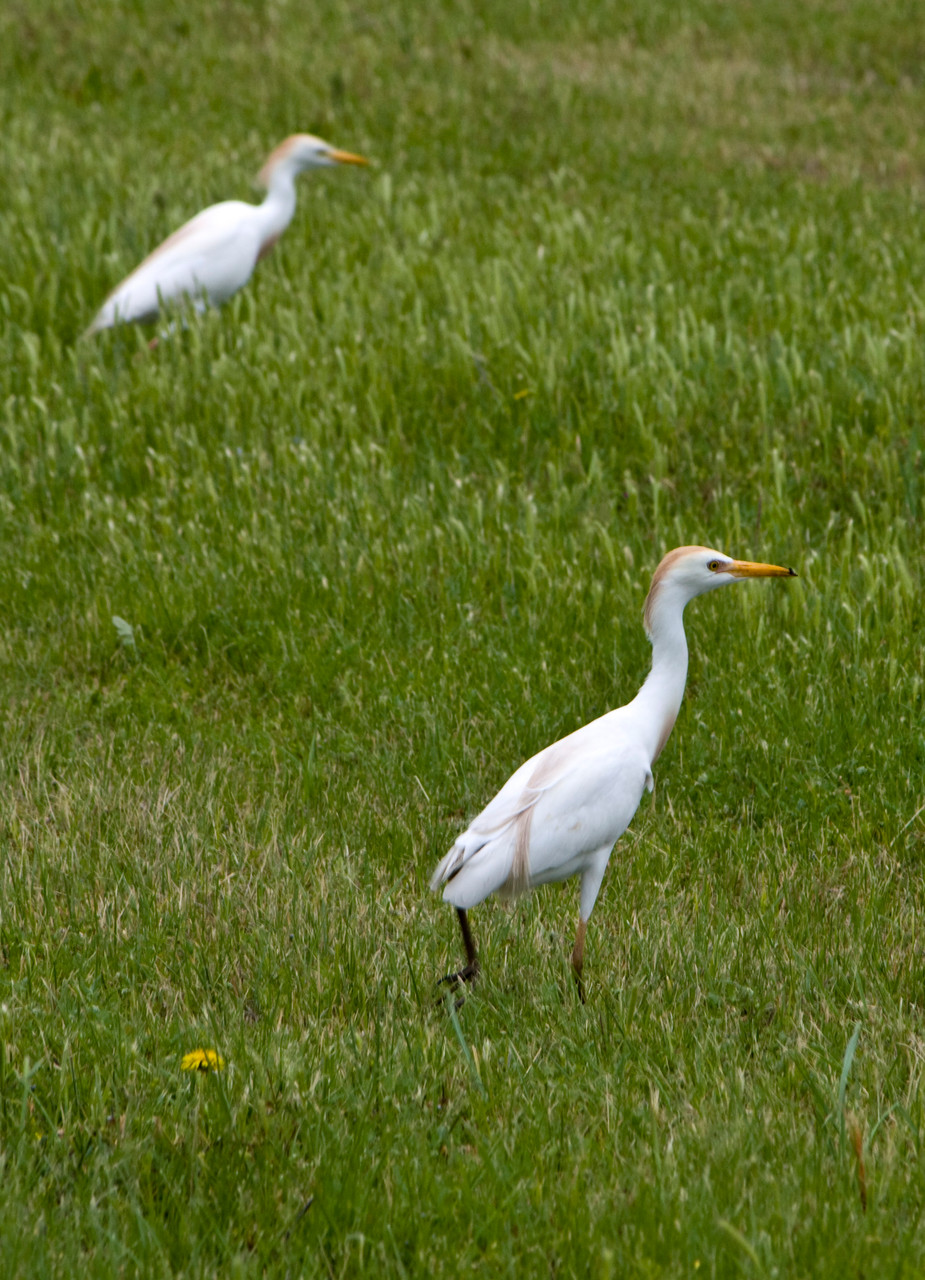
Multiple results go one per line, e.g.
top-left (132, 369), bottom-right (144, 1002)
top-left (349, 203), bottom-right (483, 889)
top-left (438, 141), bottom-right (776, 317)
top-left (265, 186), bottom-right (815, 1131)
top-left (2, 0), bottom-right (925, 1273)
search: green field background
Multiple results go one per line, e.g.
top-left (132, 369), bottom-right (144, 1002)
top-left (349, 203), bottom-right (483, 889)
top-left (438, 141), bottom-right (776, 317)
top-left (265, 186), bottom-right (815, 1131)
top-left (1, 0), bottom-right (924, 1274)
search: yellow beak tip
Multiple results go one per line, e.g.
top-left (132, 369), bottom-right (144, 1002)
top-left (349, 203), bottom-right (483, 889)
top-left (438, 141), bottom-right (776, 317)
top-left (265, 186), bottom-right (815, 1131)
top-left (330, 149), bottom-right (369, 167)
top-left (728, 560), bottom-right (798, 580)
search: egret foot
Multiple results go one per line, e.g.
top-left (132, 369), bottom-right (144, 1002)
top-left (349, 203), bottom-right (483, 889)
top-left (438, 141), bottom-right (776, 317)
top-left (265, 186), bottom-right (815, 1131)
top-left (436, 958), bottom-right (479, 1011)
top-left (438, 960), bottom-right (480, 990)
top-left (571, 918), bottom-right (587, 1004)
top-left (437, 908), bottom-right (480, 1000)
top-left (571, 965), bottom-right (586, 1004)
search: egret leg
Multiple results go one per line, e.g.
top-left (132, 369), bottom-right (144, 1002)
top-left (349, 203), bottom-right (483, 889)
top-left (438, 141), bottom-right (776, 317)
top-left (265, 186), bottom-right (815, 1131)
top-left (570, 918), bottom-right (588, 1003)
top-left (439, 908), bottom-right (480, 988)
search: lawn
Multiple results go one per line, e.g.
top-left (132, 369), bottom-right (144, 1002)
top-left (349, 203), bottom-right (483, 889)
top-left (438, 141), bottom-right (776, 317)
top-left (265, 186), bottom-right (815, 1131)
top-left (1, 0), bottom-right (924, 1274)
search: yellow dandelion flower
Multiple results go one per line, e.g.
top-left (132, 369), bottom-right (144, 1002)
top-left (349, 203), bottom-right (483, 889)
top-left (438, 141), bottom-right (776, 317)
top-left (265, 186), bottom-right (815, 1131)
top-left (181, 1049), bottom-right (225, 1073)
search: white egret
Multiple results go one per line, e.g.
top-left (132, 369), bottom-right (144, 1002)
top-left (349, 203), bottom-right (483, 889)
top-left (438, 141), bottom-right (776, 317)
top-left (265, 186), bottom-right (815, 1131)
top-left (84, 134), bottom-right (367, 336)
top-left (431, 545), bottom-right (796, 997)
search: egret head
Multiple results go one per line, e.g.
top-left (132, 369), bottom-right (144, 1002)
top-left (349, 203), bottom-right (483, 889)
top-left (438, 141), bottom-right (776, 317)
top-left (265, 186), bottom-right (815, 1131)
top-left (643, 545), bottom-right (795, 636)
top-left (259, 134), bottom-right (368, 187)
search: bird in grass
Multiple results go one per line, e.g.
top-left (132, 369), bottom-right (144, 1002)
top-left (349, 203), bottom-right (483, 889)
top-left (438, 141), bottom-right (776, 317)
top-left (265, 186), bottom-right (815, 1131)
top-left (84, 134), bottom-right (367, 336)
top-left (430, 545), bottom-right (796, 998)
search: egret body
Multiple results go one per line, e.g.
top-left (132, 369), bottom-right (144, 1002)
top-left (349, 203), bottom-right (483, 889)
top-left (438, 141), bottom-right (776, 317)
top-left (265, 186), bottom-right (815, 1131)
top-left (85, 134), bottom-right (367, 335)
top-left (430, 545), bottom-right (796, 995)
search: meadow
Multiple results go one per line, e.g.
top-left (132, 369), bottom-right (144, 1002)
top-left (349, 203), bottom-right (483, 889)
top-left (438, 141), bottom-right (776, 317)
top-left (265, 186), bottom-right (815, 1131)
top-left (1, 0), bottom-right (924, 1273)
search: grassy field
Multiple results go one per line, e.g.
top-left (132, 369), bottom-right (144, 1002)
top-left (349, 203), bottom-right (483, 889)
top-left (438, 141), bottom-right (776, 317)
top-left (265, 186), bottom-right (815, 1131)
top-left (1, 0), bottom-right (925, 1273)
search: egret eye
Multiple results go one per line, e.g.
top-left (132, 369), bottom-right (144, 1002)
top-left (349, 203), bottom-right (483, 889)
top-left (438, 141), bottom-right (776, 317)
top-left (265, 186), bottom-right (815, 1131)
top-left (708, 560), bottom-right (720, 571)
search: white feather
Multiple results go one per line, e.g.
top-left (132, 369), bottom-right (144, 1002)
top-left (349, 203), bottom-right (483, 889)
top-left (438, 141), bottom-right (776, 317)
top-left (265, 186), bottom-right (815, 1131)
top-left (85, 133), bottom-right (367, 336)
top-left (430, 544), bottom-right (795, 985)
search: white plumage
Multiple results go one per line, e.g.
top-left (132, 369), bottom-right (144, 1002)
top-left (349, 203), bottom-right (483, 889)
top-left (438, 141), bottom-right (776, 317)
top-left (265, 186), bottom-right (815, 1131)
top-left (432, 544), bottom-right (796, 995)
top-left (432, 727), bottom-right (651, 915)
top-left (85, 134), bottom-right (367, 336)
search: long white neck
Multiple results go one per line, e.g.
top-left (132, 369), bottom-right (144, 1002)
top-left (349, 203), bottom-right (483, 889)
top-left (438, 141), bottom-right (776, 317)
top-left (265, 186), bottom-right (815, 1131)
top-left (626, 585), bottom-right (691, 766)
top-left (255, 163), bottom-right (300, 245)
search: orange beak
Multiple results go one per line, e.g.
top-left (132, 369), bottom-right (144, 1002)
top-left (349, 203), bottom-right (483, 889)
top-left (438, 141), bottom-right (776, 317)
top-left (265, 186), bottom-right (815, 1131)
top-left (727, 559), bottom-right (797, 578)
top-left (327, 148), bottom-right (369, 166)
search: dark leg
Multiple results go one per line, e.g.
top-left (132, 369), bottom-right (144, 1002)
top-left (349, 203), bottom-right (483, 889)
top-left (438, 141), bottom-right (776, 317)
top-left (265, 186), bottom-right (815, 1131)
top-left (570, 918), bottom-right (587, 1004)
top-left (439, 908), bottom-right (480, 988)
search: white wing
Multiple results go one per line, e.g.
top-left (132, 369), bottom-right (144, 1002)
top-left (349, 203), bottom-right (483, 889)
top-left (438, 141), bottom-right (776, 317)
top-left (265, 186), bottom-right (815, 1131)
top-left (431, 709), bottom-right (653, 909)
top-left (86, 200), bottom-right (264, 333)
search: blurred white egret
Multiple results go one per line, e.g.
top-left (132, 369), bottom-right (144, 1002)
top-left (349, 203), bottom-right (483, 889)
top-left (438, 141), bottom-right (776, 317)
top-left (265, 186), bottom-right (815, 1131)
top-left (84, 134), bottom-right (367, 336)
top-left (431, 545), bottom-right (796, 997)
